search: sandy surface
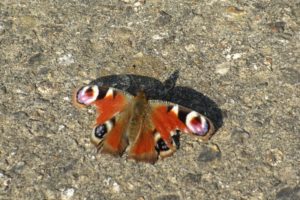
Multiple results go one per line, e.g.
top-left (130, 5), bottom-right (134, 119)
top-left (0, 0), bottom-right (299, 199)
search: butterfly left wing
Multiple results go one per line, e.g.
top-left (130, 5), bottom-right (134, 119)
top-left (73, 85), bottom-right (132, 156)
top-left (149, 101), bottom-right (215, 159)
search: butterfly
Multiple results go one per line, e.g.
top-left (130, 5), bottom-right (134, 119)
top-left (73, 84), bottom-right (215, 163)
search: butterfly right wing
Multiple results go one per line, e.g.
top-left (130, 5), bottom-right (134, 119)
top-left (127, 93), bottom-right (215, 163)
top-left (149, 101), bottom-right (215, 159)
top-left (74, 85), bottom-right (132, 156)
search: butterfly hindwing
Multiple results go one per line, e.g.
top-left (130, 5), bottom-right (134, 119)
top-left (128, 128), bottom-right (158, 163)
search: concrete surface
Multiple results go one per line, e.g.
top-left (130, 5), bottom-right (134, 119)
top-left (0, 0), bottom-right (299, 199)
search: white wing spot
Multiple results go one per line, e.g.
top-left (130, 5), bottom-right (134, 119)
top-left (200, 116), bottom-right (206, 129)
top-left (77, 85), bottom-right (99, 105)
top-left (154, 132), bottom-right (162, 142)
top-left (105, 120), bottom-right (113, 132)
top-left (186, 111), bottom-right (199, 132)
top-left (171, 105), bottom-right (179, 116)
top-left (105, 88), bottom-right (114, 98)
top-left (91, 85), bottom-right (99, 100)
top-left (170, 130), bottom-right (176, 136)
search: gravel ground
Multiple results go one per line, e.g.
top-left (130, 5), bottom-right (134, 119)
top-left (0, 0), bottom-right (299, 199)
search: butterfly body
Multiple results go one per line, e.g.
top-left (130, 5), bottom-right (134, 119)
top-left (74, 85), bottom-right (215, 163)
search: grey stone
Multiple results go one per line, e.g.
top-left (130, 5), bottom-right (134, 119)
top-left (0, 0), bottom-right (299, 199)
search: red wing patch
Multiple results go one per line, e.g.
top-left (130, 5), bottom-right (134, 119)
top-left (94, 92), bottom-right (127, 125)
top-left (128, 129), bottom-right (158, 164)
top-left (151, 105), bottom-right (186, 147)
top-left (100, 117), bottom-right (129, 156)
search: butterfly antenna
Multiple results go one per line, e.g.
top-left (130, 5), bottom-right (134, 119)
top-left (96, 140), bottom-right (104, 152)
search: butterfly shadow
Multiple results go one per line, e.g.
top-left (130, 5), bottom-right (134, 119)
top-left (90, 71), bottom-right (223, 132)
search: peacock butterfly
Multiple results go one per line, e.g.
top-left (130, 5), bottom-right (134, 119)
top-left (73, 84), bottom-right (215, 163)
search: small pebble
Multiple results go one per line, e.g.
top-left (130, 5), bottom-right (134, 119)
top-left (61, 188), bottom-right (75, 200)
top-left (0, 22), bottom-right (5, 33)
top-left (226, 6), bottom-right (245, 15)
top-left (185, 44), bottom-right (197, 52)
top-left (215, 62), bottom-right (230, 75)
top-left (112, 182), bottom-right (121, 193)
top-left (265, 148), bottom-right (284, 166)
top-left (231, 128), bottom-right (251, 144)
top-left (120, 0), bottom-right (135, 3)
top-left (103, 177), bottom-right (111, 185)
top-left (198, 143), bottom-right (221, 162)
top-left (63, 96), bottom-right (70, 101)
top-left (58, 125), bottom-right (65, 131)
top-left (232, 53), bottom-right (242, 60)
top-left (58, 53), bottom-right (75, 65)
top-left (127, 183), bottom-right (134, 190)
top-left (152, 34), bottom-right (163, 40)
